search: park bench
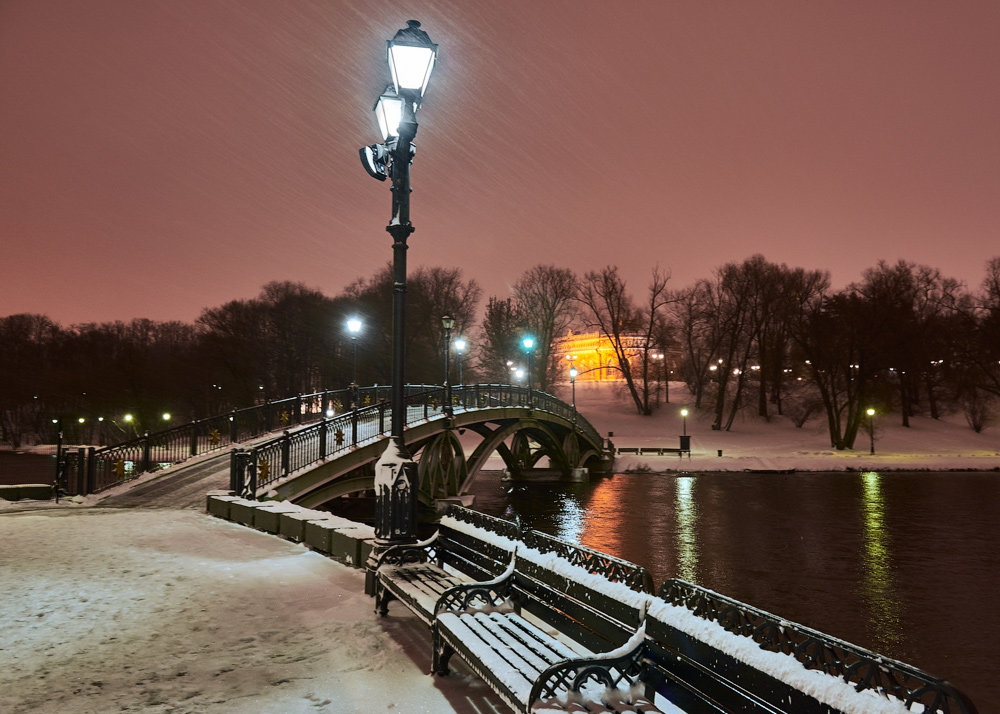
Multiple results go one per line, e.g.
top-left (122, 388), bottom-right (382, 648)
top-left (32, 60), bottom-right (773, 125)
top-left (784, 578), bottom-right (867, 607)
top-left (373, 507), bottom-right (520, 626)
top-left (642, 579), bottom-right (981, 714)
top-left (430, 527), bottom-right (662, 713)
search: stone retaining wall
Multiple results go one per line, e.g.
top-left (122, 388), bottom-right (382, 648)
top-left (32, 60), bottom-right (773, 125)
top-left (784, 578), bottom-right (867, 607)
top-left (206, 491), bottom-right (375, 568)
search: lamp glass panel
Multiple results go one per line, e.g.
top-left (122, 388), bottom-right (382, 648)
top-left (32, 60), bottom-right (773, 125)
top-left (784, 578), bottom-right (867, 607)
top-left (375, 94), bottom-right (403, 140)
top-left (388, 45), bottom-right (435, 94)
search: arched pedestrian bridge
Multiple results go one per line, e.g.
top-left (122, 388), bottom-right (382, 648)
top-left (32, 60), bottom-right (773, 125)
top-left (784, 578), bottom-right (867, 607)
top-left (230, 384), bottom-right (610, 510)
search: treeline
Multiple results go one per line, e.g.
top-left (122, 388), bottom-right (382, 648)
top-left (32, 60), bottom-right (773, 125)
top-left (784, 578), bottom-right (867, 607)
top-left (2, 256), bottom-right (998, 450)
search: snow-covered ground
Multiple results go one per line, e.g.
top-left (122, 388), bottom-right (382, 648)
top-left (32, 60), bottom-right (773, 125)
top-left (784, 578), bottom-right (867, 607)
top-left (563, 380), bottom-right (1000, 473)
top-left (0, 508), bottom-right (505, 714)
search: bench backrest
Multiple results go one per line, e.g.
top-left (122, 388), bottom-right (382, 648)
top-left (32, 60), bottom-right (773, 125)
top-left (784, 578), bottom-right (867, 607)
top-left (512, 548), bottom-right (652, 654)
top-left (645, 579), bottom-right (980, 714)
top-left (436, 507), bottom-right (519, 582)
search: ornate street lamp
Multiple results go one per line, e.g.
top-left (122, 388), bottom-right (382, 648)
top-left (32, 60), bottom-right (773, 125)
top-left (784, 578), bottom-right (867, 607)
top-left (359, 20), bottom-right (438, 563)
top-left (453, 337), bottom-right (466, 385)
top-left (441, 314), bottom-right (455, 417)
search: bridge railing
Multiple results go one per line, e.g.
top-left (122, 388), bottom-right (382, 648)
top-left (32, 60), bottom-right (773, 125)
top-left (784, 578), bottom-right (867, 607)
top-left (58, 387), bottom-right (386, 496)
top-left (231, 384), bottom-right (605, 498)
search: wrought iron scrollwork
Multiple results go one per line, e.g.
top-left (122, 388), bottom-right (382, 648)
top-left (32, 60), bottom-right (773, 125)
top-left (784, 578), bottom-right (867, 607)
top-left (375, 532), bottom-right (439, 568)
top-left (528, 634), bottom-right (650, 710)
top-left (658, 579), bottom-right (979, 714)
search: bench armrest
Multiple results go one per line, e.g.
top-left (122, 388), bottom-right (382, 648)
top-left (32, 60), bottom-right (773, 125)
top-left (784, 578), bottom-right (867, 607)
top-left (528, 622), bottom-right (650, 710)
top-left (375, 531), bottom-right (441, 568)
top-left (433, 552), bottom-right (516, 614)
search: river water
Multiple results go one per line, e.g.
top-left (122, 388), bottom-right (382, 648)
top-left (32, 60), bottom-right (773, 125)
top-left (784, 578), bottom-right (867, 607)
top-left (467, 470), bottom-right (998, 710)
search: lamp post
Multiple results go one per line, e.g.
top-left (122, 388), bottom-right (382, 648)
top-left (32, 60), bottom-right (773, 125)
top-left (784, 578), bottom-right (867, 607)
top-left (359, 20), bottom-right (438, 560)
top-left (453, 338), bottom-right (466, 385)
top-left (522, 336), bottom-right (535, 406)
top-left (347, 317), bottom-right (362, 407)
top-left (681, 407), bottom-right (689, 436)
top-left (867, 407), bottom-right (876, 454)
top-left (569, 366), bottom-right (578, 428)
top-left (441, 314), bottom-right (455, 417)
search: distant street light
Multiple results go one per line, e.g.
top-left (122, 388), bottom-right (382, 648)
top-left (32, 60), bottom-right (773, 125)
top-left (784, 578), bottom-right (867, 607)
top-left (453, 337), bottom-right (466, 385)
top-left (359, 19), bottom-right (438, 558)
top-left (681, 408), bottom-right (689, 436)
top-left (441, 314), bottom-right (455, 417)
top-left (162, 412), bottom-right (171, 422)
top-left (569, 366), bottom-right (578, 430)
top-left (522, 336), bottom-right (535, 405)
top-left (347, 316), bottom-right (362, 407)
top-left (867, 407), bottom-right (876, 454)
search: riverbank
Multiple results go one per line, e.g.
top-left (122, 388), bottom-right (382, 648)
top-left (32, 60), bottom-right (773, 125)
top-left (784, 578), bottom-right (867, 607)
top-left (562, 380), bottom-right (1000, 473)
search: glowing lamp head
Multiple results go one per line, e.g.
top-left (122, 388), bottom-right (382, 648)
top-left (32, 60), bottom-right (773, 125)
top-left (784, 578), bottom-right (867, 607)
top-left (569, 367), bottom-right (578, 380)
top-left (454, 338), bottom-right (466, 354)
top-left (373, 87), bottom-right (404, 141)
top-left (522, 336), bottom-right (534, 351)
top-left (347, 317), bottom-right (362, 336)
top-left (866, 408), bottom-right (876, 417)
top-left (386, 20), bottom-right (438, 100)
top-left (681, 408), bottom-right (689, 417)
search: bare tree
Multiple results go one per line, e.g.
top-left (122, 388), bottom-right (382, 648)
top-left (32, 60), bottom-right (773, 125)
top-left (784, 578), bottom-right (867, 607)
top-left (512, 265), bottom-right (578, 391)
top-left (577, 265), bottom-right (670, 415)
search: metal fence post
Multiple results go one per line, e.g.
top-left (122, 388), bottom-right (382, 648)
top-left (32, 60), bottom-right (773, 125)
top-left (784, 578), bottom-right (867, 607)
top-left (85, 447), bottom-right (96, 495)
top-left (351, 407), bottom-right (358, 447)
top-left (295, 394), bottom-right (302, 425)
top-left (319, 418), bottom-right (328, 460)
top-left (379, 402), bottom-right (386, 433)
top-left (281, 430), bottom-right (291, 478)
top-left (229, 409), bottom-right (238, 442)
top-left (265, 400), bottom-right (273, 432)
top-left (141, 431), bottom-right (151, 473)
top-left (189, 422), bottom-right (198, 456)
top-left (230, 449), bottom-right (243, 493)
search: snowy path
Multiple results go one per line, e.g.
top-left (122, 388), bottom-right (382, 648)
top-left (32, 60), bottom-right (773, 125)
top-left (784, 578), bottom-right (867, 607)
top-left (98, 452), bottom-right (232, 509)
top-left (0, 508), bottom-right (505, 713)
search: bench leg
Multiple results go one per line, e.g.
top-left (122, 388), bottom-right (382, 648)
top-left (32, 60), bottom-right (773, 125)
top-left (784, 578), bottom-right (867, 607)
top-left (431, 625), bottom-right (454, 676)
top-left (373, 580), bottom-right (393, 617)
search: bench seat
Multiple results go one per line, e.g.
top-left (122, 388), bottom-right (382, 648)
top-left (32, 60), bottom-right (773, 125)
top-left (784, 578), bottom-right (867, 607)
top-left (375, 561), bottom-right (470, 626)
top-left (374, 509), bottom-right (520, 624)
top-left (431, 545), bottom-right (663, 714)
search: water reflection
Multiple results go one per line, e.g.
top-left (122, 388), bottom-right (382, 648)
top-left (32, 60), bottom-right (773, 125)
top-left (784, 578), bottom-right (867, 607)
top-left (675, 476), bottom-right (699, 582)
top-left (552, 492), bottom-right (585, 543)
top-left (859, 471), bottom-right (902, 653)
top-left (467, 470), bottom-right (998, 706)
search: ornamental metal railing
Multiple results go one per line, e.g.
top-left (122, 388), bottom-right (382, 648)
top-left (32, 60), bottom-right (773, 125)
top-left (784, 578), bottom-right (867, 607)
top-left (57, 388), bottom-right (375, 496)
top-left (230, 384), bottom-right (604, 498)
top-left (656, 579), bottom-right (979, 713)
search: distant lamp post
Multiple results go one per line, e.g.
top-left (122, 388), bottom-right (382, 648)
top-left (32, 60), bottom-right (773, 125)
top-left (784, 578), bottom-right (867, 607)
top-left (359, 20), bottom-right (438, 561)
top-left (162, 412), bottom-right (171, 422)
top-left (522, 336), bottom-right (535, 405)
top-left (441, 314), bottom-right (455, 417)
top-left (866, 408), bottom-right (876, 454)
top-left (569, 366), bottom-right (578, 429)
top-left (347, 317), bottom-right (362, 406)
top-left (453, 337), bottom-right (467, 385)
top-left (680, 408), bottom-right (689, 436)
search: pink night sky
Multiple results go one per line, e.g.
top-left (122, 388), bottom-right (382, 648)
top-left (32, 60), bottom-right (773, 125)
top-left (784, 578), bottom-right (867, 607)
top-left (2, 1), bottom-right (998, 325)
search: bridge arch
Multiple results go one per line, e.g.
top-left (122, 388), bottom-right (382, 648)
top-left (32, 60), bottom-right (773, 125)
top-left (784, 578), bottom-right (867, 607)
top-left (241, 385), bottom-right (610, 511)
